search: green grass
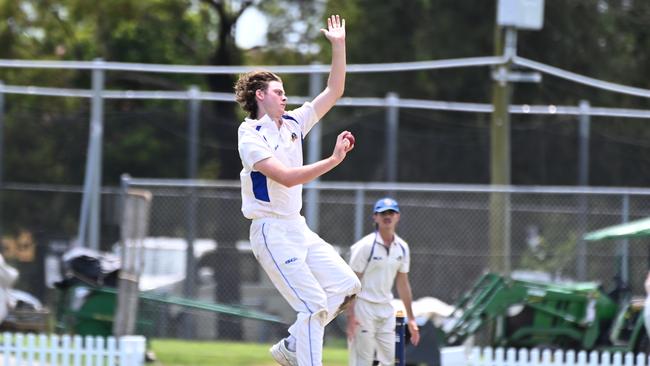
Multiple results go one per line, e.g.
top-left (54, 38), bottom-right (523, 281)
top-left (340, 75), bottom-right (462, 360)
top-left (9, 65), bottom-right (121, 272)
top-left (150, 339), bottom-right (349, 366)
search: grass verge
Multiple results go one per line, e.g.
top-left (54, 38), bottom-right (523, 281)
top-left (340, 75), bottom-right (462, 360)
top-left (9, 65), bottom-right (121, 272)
top-left (150, 338), bottom-right (349, 366)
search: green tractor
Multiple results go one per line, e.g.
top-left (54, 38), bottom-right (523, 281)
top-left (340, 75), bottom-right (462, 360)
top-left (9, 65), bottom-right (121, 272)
top-left (53, 248), bottom-right (284, 338)
top-left (443, 272), bottom-right (647, 353)
top-left (444, 217), bottom-right (650, 353)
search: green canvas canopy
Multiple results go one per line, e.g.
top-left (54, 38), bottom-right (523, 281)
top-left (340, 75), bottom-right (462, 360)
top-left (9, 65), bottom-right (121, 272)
top-left (584, 216), bottom-right (650, 241)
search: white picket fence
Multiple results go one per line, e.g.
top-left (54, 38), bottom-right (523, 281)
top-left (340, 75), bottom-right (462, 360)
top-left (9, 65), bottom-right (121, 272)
top-left (0, 332), bottom-right (146, 366)
top-left (452, 347), bottom-right (650, 366)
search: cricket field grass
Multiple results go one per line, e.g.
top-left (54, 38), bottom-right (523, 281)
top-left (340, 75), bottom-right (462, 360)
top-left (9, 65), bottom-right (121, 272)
top-left (150, 338), bottom-right (349, 366)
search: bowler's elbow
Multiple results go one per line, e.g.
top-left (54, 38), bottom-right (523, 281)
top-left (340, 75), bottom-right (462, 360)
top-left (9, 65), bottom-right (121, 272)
top-left (278, 178), bottom-right (299, 188)
top-left (326, 85), bottom-right (345, 100)
top-left (334, 85), bottom-right (345, 99)
top-left (271, 173), bottom-right (300, 188)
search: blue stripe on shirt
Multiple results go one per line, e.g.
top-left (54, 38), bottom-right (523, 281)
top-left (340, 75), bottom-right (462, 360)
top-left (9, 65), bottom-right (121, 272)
top-left (251, 171), bottom-right (270, 202)
top-left (282, 114), bottom-right (299, 124)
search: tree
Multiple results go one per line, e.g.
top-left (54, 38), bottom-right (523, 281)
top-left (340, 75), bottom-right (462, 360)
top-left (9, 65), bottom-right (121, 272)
top-left (3, 1), bottom-right (650, 187)
top-left (319, 0), bottom-right (650, 186)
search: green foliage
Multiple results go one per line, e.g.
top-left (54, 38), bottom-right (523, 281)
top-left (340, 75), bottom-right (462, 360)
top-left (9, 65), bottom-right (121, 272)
top-left (0, 0), bottom-right (217, 187)
top-left (0, 0), bottom-right (238, 238)
top-left (317, 0), bottom-right (650, 186)
top-left (3, 0), bottom-right (650, 188)
top-left (324, 0), bottom-right (495, 100)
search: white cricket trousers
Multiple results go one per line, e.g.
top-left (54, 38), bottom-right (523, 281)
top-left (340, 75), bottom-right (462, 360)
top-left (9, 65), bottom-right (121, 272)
top-left (348, 298), bottom-right (396, 366)
top-left (250, 216), bottom-right (361, 366)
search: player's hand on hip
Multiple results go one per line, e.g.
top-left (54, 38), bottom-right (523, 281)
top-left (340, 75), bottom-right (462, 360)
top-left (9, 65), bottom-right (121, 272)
top-left (320, 14), bottom-right (345, 44)
top-left (346, 316), bottom-right (359, 341)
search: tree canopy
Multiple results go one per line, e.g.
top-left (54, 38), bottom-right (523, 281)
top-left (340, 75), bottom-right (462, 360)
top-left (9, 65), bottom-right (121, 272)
top-left (1, 0), bottom-right (650, 189)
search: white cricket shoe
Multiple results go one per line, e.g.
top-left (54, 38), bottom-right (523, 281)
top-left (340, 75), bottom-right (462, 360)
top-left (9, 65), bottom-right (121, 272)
top-left (269, 339), bottom-right (297, 366)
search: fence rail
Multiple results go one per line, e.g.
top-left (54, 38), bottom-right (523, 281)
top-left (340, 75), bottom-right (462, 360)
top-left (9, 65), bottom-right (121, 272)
top-left (0, 332), bottom-right (146, 366)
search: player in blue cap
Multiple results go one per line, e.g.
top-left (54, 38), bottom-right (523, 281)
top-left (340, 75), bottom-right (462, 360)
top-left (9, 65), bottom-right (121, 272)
top-left (346, 197), bottom-right (420, 366)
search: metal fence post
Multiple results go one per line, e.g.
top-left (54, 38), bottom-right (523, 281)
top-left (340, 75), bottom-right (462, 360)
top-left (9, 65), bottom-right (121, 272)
top-left (354, 188), bottom-right (365, 242)
top-left (182, 86), bottom-right (200, 337)
top-left (77, 58), bottom-right (105, 250)
top-left (185, 87), bottom-right (200, 295)
top-left (386, 93), bottom-right (399, 183)
top-left (620, 194), bottom-right (630, 284)
top-left (305, 62), bottom-right (323, 230)
top-left (187, 86), bottom-right (200, 180)
top-left (576, 100), bottom-right (590, 280)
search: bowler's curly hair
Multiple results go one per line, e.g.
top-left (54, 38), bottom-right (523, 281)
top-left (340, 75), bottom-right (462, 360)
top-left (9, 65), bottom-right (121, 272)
top-left (234, 71), bottom-right (282, 118)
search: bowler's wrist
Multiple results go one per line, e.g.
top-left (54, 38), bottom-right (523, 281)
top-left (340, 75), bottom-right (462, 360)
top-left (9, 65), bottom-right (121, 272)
top-left (329, 154), bottom-right (343, 165)
top-left (330, 40), bottom-right (346, 50)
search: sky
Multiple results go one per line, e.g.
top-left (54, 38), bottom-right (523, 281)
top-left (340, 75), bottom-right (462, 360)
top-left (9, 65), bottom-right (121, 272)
top-left (235, 7), bottom-right (269, 49)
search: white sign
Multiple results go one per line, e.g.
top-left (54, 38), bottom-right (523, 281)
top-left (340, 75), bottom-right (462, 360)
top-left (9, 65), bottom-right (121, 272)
top-left (498, 0), bottom-right (545, 30)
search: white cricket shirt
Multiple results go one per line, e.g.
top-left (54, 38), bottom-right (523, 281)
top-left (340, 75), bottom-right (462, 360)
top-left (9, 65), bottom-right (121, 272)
top-left (348, 232), bottom-right (410, 304)
top-left (238, 102), bottom-right (319, 219)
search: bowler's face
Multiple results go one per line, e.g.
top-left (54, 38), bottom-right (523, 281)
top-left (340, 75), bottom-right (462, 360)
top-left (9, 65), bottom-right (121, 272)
top-left (258, 81), bottom-right (287, 120)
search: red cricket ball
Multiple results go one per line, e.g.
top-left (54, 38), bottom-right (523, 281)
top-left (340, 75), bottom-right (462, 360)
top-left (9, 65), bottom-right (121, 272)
top-left (344, 132), bottom-right (355, 147)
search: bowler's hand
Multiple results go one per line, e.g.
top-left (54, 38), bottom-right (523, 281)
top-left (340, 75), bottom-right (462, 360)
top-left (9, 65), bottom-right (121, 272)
top-left (408, 319), bottom-right (420, 346)
top-left (321, 14), bottom-right (345, 44)
top-left (331, 130), bottom-right (354, 162)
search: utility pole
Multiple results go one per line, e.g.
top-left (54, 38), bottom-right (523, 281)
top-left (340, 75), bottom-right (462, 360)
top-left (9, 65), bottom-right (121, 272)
top-left (489, 25), bottom-right (515, 274)
top-left (489, 0), bottom-right (544, 274)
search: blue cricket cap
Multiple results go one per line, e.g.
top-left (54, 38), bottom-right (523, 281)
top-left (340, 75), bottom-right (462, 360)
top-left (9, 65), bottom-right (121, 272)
top-left (373, 197), bottom-right (400, 213)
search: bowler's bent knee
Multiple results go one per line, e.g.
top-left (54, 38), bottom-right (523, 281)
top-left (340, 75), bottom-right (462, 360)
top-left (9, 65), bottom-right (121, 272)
top-left (336, 275), bottom-right (361, 317)
top-left (345, 273), bottom-right (361, 300)
top-left (313, 308), bottom-right (329, 325)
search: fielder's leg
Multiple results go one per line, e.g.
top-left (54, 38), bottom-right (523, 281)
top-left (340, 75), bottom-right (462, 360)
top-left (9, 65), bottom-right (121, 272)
top-left (348, 298), bottom-right (378, 366)
top-left (374, 305), bottom-right (397, 366)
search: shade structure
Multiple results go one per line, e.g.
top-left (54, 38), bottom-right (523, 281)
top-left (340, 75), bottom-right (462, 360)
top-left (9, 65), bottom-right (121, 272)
top-left (584, 216), bottom-right (650, 241)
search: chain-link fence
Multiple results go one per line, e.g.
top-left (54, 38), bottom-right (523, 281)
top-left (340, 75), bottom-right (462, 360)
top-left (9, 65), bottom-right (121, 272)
top-left (3, 181), bottom-right (650, 342)
top-left (109, 178), bottom-right (650, 342)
